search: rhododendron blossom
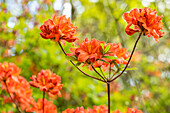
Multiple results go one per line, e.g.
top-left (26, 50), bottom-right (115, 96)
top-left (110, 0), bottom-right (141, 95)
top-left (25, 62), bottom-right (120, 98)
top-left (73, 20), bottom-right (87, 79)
top-left (67, 38), bottom-right (129, 71)
top-left (29, 69), bottom-right (62, 97)
top-left (26, 98), bottom-right (57, 113)
top-left (0, 62), bottom-right (21, 81)
top-left (126, 107), bottom-right (143, 113)
top-left (2, 75), bottom-right (35, 111)
top-left (100, 42), bottom-right (129, 66)
top-left (112, 107), bottom-right (143, 113)
top-left (62, 105), bottom-right (108, 113)
top-left (40, 14), bottom-right (78, 43)
top-left (63, 106), bottom-right (142, 113)
top-left (67, 38), bottom-right (103, 64)
top-left (2, 111), bottom-right (13, 113)
top-left (123, 7), bottom-right (164, 42)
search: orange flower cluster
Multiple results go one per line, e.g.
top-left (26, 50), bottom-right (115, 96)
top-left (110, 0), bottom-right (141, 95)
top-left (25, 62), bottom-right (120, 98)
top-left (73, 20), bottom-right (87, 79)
top-left (112, 107), bottom-right (143, 113)
top-left (63, 106), bottom-right (143, 113)
top-left (29, 69), bottom-right (63, 97)
top-left (0, 62), bottom-right (21, 81)
top-left (40, 14), bottom-right (78, 43)
top-left (68, 38), bottom-right (103, 63)
top-left (67, 38), bottom-right (129, 71)
top-left (62, 105), bottom-right (108, 113)
top-left (26, 98), bottom-right (57, 113)
top-left (123, 7), bottom-right (164, 42)
top-left (2, 111), bottom-right (13, 113)
top-left (1, 75), bottom-right (35, 111)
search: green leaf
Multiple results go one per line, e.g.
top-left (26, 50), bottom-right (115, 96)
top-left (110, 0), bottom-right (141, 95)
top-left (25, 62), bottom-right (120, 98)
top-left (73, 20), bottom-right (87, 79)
top-left (103, 56), bottom-right (118, 60)
top-left (100, 43), bottom-right (104, 54)
top-left (118, 64), bottom-right (125, 71)
top-left (75, 62), bottom-right (81, 66)
top-left (112, 61), bottom-right (119, 69)
top-left (98, 59), bottom-right (109, 64)
top-left (100, 43), bottom-right (104, 50)
top-left (126, 68), bottom-right (138, 71)
top-left (65, 56), bottom-right (77, 61)
top-left (104, 45), bottom-right (111, 54)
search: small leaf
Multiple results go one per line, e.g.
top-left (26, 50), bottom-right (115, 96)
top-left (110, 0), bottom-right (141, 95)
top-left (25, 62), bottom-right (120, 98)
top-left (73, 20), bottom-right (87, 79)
top-left (98, 59), bottom-right (109, 64)
top-left (104, 45), bottom-right (111, 54)
top-left (100, 43), bottom-right (104, 55)
top-left (75, 62), bottom-right (81, 66)
top-left (103, 56), bottom-right (118, 60)
top-left (100, 43), bottom-right (104, 50)
top-left (126, 68), bottom-right (138, 71)
top-left (65, 56), bottom-right (77, 61)
top-left (112, 61), bottom-right (119, 69)
top-left (119, 64), bottom-right (124, 69)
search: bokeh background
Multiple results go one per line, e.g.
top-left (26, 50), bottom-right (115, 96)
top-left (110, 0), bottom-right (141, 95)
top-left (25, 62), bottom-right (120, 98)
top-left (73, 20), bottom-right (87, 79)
top-left (0, 0), bottom-right (170, 113)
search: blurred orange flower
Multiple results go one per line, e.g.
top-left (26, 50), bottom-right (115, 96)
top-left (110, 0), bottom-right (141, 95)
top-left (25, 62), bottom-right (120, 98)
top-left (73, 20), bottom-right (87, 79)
top-left (112, 110), bottom-right (121, 113)
top-left (2, 76), bottom-right (35, 111)
top-left (126, 107), bottom-right (143, 113)
top-left (26, 98), bottom-right (57, 113)
top-left (123, 7), bottom-right (164, 42)
top-left (112, 107), bottom-right (143, 113)
top-left (62, 105), bottom-right (108, 113)
top-left (0, 62), bottom-right (21, 81)
top-left (2, 111), bottom-right (13, 113)
top-left (29, 70), bottom-right (63, 97)
top-left (40, 14), bottom-right (78, 43)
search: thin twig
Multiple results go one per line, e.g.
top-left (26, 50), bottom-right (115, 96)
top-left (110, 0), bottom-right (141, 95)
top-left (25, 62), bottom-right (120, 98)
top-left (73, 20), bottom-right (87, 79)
top-left (3, 80), bottom-right (23, 113)
top-left (58, 41), bottom-right (106, 83)
top-left (111, 33), bottom-right (142, 82)
top-left (109, 63), bottom-right (111, 80)
top-left (99, 67), bottom-right (108, 80)
top-left (43, 91), bottom-right (45, 113)
top-left (91, 65), bottom-right (107, 82)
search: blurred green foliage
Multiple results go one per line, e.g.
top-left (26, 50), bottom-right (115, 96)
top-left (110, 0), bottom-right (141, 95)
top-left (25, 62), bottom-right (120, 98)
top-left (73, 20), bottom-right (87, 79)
top-left (0, 0), bottom-right (169, 113)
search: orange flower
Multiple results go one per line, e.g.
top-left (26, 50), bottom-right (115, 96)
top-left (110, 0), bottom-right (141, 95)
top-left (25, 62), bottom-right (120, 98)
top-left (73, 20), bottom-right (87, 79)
top-left (112, 110), bottom-right (122, 113)
top-left (40, 19), bottom-right (60, 41)
top-left (2, 111), bottom-right (13, 113)
top-left (105, 42), bottom-right (129, 65)
top-left (67, 38), bottom-right (129, 71)
top-left (29, 70), bottom-right (62, 97)
top-left (26, 98), bottom-right (57, 113)
top-left (91, 105), bottom-right (108, 113)
top-left (68, 38), bottom-right (103, 64)
top-left (123, 7), bottom-right (164, 42)
top-left (0, 62), bottom-right (21, 81)
top-left (112, 107), bottom-right (143, 113)
top-left (91, 42), bottom-right (129, 71)
top-left (126, 107), bottom-right (143, 113)
top-left (2, 75), bottom-right (35, 111)
top-left (40, 14), bottom-right (78, 43)
top-left (62, 105), bottom-right (108, 113)
top-left (63, 107), bottom-right (85, 113)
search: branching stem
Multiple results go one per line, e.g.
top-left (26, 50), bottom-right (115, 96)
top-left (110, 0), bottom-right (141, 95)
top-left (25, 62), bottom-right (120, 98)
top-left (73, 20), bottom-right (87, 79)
top-left (111, 33), bottom-right (142, 81)
top-left (58, 41), bottom-right (106, 83)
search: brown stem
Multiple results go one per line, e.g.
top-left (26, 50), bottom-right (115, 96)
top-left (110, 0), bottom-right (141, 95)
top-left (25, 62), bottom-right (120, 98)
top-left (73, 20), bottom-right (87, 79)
top-left (43, 91), bottom-right (45, 113)
top-left (109, 63), bottom-right (111, 80)
top-left (99, 67), bottom-right (108, 81)
top-left (3, 80), bottom-right (22, 113)
top-left (58, 41), bottom-right (106, 83)
top-left (91, 65), bottom-right (107, 82)
top-left (107, 82), bottom-right (111, 113)
top-left (111, 33), bottom-right (142, 82)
